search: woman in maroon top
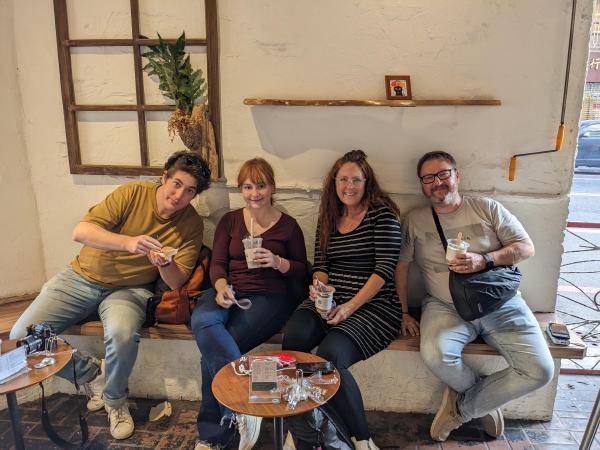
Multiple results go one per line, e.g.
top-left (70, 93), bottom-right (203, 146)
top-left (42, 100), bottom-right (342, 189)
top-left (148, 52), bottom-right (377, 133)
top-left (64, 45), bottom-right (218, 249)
top-left (191, 158), bottom-right (307, 450)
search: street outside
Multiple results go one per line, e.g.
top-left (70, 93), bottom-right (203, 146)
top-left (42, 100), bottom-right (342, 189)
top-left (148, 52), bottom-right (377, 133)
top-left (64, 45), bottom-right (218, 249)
top-left (558, 172), bottom-right (600, 370)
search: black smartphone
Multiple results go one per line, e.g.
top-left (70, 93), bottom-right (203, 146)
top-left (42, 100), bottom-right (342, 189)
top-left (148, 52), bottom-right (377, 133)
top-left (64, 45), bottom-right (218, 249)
top-left (548, 322), bottom-right (570, 339)
top-left (296, 361), bottom-right (335, 374)
top-left (546, 322), bottom-right (570, 345)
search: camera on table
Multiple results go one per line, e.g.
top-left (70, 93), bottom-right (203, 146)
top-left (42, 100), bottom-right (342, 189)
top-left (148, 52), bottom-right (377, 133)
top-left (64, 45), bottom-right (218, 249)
top-left (17, 322), bottom-right (56, 355)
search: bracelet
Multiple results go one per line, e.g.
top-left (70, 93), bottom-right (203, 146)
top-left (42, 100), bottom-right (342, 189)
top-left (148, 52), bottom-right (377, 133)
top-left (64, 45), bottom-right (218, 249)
top-left (273, 255), bottom-right (282, 270)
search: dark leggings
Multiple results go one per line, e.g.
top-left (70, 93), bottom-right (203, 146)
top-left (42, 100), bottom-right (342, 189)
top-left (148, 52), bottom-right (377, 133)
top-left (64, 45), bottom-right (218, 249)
top-left (282, 308), bottom-right (370, 441)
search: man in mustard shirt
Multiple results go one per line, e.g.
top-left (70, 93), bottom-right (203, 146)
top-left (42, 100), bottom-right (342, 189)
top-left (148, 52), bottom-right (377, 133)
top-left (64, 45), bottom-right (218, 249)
top-left (11, 151), bottom-right (210, 440)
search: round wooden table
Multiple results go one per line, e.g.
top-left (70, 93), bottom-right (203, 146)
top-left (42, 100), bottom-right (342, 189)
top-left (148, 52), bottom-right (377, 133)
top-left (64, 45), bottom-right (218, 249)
top-left (0, 340), bottom-right (73, 450)
top-left (212, 350), bottom-right (340, 450)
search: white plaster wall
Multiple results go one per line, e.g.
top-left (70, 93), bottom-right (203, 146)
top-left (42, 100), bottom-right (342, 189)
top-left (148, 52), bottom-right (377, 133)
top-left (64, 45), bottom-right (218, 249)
top-left (0, 0), bottom-right (45, 296)
top-left (5, 0), bottom-right (592, 311)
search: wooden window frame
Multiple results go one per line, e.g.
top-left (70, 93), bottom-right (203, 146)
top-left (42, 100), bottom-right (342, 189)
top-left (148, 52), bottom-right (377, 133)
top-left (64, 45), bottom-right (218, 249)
top-left (53, 0), bottom-right (221, 176)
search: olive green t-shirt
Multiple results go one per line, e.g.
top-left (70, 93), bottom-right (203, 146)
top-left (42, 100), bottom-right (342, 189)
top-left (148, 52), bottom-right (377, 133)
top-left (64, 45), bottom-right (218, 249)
top-left (71, 181), bottom-right (203, 287)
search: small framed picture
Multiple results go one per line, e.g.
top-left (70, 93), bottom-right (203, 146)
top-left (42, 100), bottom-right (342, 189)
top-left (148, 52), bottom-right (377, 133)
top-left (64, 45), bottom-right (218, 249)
top-left (385, 75), bottom-right (412, 100)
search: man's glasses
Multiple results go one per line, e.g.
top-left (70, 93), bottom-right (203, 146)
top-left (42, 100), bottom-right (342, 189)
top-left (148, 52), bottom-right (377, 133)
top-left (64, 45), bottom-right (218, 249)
top-left (336, 177), bottom-right (366, 186)
top-left (419, 169), bottom-right (454, 184)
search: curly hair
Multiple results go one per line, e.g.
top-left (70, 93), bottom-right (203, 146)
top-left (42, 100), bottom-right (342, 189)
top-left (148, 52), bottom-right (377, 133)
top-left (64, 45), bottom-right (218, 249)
top-left (318, 149), bottom-right (400, 254)
top-left (164, 150), bottom-right (211, 194)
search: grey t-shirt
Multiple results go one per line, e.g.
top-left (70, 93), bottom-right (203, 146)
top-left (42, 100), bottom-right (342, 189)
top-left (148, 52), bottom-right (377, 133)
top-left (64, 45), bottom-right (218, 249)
top-left (399, 196), bottom-right (530, 304)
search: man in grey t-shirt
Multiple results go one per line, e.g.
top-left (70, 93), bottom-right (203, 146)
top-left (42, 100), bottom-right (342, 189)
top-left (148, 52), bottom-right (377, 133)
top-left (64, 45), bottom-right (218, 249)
top-left (397, 151), bottom-right (554, 442)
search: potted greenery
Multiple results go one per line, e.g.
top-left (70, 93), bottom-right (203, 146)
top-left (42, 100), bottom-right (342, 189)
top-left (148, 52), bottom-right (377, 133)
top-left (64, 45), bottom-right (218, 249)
top-left (142, 32), bottom-right (217, 177)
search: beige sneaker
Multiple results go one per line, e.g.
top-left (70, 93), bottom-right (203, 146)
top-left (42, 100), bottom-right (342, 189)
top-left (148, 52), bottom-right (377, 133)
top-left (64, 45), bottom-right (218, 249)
top-left (236, 414), bottom-right (262, 450)
top-left (105, 403), bottom-right (134, 440)
top-left (352, 437), bottom-right (380, 450)
top-left (480, 408), bottom-right (504, 438)
top-left (84, 359), bottom-right (105, 412)
top-left (283, 431), bottom-right (296, 450)
top-left (194, 441), bottom-right (222, 450)
top-left (430, 385), bottom-right (466, 441)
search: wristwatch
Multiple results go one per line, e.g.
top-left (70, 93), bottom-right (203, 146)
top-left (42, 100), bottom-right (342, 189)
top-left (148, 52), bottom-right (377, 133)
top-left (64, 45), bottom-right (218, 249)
top-left (483, 254), bottom-right (494, 270)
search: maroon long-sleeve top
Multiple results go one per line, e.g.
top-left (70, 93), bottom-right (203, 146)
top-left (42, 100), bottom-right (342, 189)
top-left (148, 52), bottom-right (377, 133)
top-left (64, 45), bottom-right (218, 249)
top-left (210, 209), bottom-right (307, 294)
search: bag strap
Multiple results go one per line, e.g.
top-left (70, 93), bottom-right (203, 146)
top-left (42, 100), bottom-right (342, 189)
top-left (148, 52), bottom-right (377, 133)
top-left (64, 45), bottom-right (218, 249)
top-left (40, 354), bottom-right (89, 449)
top-left (431, 207), bottom-right (448, 252)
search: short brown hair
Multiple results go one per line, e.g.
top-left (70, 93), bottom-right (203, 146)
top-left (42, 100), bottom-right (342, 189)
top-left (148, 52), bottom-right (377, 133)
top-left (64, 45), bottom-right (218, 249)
top-left (237, 158), bottom-right (276, 189)
top-left (416, 151), bottom-right (457, 176)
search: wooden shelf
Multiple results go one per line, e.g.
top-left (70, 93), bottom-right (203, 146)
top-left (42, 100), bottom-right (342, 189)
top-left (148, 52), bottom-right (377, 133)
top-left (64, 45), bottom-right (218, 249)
top-left (243, 98), bottom-right (501, 107)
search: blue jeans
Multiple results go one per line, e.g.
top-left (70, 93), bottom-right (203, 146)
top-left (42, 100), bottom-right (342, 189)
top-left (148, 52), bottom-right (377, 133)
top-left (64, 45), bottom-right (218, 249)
top-left (419, 295), bottom-right (555, 420)
top-left (10, 267), bottom-right (152, 408)
top-left (191, 288), bottom-right (296, 446)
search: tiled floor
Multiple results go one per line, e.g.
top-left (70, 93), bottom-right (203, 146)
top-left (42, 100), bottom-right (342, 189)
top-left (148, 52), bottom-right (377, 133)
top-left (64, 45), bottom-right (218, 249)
top-left (0, 373), bottom-right (598, 450)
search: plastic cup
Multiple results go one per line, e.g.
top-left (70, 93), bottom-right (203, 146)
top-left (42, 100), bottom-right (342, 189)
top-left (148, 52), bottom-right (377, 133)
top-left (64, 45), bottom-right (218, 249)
top-left (315, 285), bottom-right (335, 319)
top-left (446, 238), bottom-right (470, 263)
top-left (242, 236), bottom-right (262, 269)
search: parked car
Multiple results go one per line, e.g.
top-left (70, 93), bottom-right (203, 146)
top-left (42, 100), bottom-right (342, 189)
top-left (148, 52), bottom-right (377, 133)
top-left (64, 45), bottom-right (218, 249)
top-left (576, 120), bottom-right (600, 168)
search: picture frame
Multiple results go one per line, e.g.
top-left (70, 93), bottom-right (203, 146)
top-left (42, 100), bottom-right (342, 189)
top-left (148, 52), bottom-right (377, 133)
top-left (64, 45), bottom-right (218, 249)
top-left (385, 75), bottom-right (412, 100)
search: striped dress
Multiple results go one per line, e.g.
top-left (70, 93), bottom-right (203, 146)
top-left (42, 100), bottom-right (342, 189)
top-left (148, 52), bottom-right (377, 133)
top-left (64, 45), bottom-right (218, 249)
top-left (299, 203), bottom-right (403, 359)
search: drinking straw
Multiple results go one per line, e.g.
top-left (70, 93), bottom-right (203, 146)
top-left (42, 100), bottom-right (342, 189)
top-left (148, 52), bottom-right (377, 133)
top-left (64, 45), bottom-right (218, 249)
top-left (250, 217), bottom-right (254, 240)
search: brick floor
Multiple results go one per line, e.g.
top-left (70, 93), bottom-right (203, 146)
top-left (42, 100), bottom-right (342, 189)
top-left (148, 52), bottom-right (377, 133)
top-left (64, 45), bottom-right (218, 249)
top-left (0, 373), bottom-right (598, 450)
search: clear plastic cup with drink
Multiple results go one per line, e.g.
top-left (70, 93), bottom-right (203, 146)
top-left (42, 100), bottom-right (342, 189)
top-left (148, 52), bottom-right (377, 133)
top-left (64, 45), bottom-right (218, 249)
top-left (242, 235), bottom-right (263, 269)
top-left (314, 280), bottom-right (335, 319)
top-left (446, 238), bottom-right (470, 263)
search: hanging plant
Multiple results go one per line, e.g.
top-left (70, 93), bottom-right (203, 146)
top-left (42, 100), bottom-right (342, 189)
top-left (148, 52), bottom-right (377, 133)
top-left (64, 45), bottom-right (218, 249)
top-left (142, 32), bottom-right (218, 176)
top-left (142, 32), bottom-right (206, 114)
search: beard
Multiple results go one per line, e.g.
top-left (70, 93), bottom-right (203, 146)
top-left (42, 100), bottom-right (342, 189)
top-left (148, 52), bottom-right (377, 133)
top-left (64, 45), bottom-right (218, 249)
top-left (427, 184), bottom-right (458, 205)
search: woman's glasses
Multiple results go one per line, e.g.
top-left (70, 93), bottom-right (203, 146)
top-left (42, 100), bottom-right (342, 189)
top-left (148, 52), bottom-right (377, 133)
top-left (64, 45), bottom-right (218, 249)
top-left (335, 177), bottom-right (366, 186)
top-left (419, 169), bottom-right (454, 184)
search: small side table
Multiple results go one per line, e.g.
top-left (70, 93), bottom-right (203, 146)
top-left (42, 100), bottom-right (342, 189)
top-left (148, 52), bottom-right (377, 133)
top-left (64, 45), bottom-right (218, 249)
top-left (0, 340), bottom-right (73, 450)
top-left (212, 350), bottom-right (340, 450)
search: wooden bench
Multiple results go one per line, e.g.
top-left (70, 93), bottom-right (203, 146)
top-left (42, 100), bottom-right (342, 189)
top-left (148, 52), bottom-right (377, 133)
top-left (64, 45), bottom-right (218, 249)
top-left (0, 299), bottom-right (586, 360)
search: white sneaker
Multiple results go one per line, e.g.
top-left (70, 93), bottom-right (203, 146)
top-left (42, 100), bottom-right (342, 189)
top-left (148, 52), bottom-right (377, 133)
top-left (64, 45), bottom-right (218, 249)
top-left (105, 403), bottom-right (134, 440)
top-left (352, 437), bottom-right (381, 450)
top-left (84, 359), bottom-right (105, 411)
top-left (236, 414), bottom-right (262, 450)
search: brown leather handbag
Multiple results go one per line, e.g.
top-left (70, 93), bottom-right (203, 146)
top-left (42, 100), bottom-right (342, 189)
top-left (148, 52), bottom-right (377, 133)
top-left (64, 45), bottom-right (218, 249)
top-left (144, 246), bottom-right (212, 326)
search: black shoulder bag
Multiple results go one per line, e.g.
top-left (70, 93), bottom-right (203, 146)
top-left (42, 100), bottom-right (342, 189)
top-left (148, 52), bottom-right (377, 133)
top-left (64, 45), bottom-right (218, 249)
top-left (431, 207), bottom-right (522, 321)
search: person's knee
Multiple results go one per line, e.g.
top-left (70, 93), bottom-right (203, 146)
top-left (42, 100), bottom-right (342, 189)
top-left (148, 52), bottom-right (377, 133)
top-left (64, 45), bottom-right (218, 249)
top-left (9, 321), bottom-right (28, 340)
top-left (281, 329), bottom-right (308, 351)
top-left (315, 345), bottom-right (347, 369)
top-left (282, 319), bottom-right (313, 351)
top-left (420, 334), bottom-right (460, 372)
top-left (518, 356), bottom-right (555, 390)
top-left (105, 325), bottom-right (140, 350)
top-left (190, 304), bottom-right (227, 336)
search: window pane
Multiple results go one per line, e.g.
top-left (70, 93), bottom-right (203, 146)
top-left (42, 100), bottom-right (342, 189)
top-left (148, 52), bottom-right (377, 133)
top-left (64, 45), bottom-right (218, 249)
top-left (72, 48), bottom-right (137, 104)
top-left (67, 0), bottom-right (132, 39)
top-left (139, 0), bottom-right (206, 38)
top-left (78, 112), bottom-right (141, 165)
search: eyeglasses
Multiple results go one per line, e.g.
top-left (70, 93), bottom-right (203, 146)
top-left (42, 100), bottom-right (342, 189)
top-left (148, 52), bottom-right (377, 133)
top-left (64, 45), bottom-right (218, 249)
top-left (419, 169), bottom-right (454, 184)
top-left (336, 177), bottom-right (366, 186)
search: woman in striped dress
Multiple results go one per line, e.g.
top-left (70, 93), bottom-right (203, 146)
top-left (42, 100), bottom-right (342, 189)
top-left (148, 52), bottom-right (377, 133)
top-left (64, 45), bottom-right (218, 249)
top-left (282, 149), bottom-right (402, 450)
